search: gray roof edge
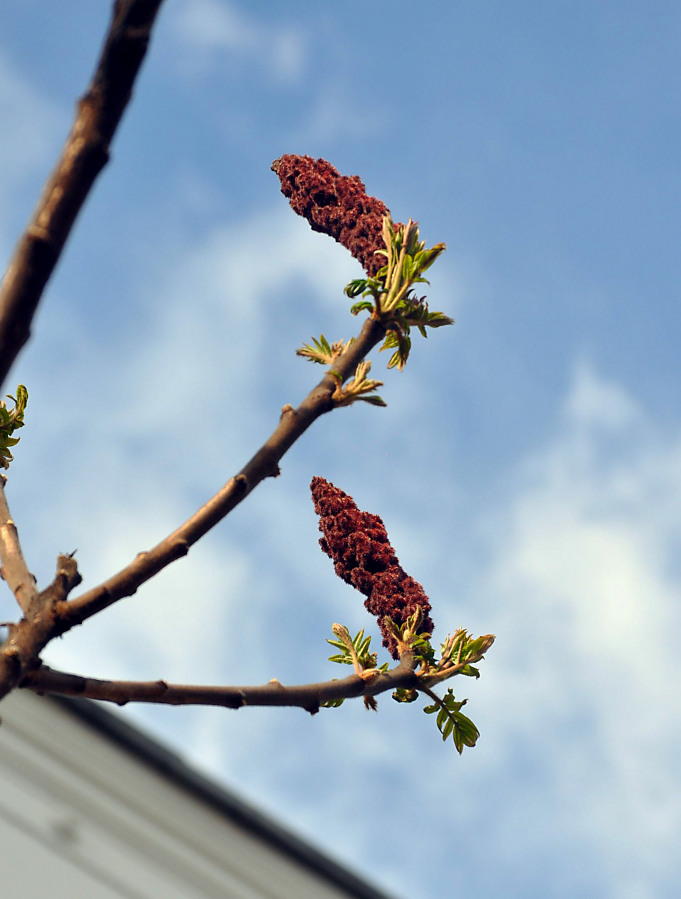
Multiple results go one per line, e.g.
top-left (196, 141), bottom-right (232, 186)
top-left (49, 695), bottom-right (397, 899)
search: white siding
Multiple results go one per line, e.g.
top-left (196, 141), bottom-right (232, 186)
top-left (0, 691), bottom-right (383, 899)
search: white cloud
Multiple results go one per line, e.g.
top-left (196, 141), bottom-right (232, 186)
top-left (169, 0), bottom-right (306, 84)
top-left (122, 205), bottom-right (361, 449)
top-left (173, 0), bottom-right (258, 51)
top-left (0, 50), bottom-right (62, 246)
top-left (286, 79), bottom-right (389, 147)
top-left (564, 359), bottom-right (642, 430)
top-left (472, 361), bottom-right (681, 891)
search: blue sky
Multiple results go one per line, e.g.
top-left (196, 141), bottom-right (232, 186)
top-left (1, 2), bottom-right (680, 897)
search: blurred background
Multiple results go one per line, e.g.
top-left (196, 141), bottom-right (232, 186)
top-left (1, 2), bottom-right (680, 897)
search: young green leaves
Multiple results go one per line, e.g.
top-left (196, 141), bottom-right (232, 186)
top-left (423, 688), bottom-right (480, 754)
top-left (327, 624), bottom-right (388, 675)
top-left (395, 618), bottom-right (493, 753)
top-left (323, 625), bottom-right (388, 710)
top-left (297, 216), bottom-right (449, 410)
top-left (0, 385), bottom-right (28, 469)
top-left (431, 629), bottom-right (497, 681)
top-left (296, 337), bottom-right (385, 406)
top-left (345, 215), bottom-right (452, 370)
top-left (329, 361), bottom-right (386, 408)
top-left (324, 613), bottom-right (495, 754)
top-left (384, 610), bottom-right (495, 686)
top-left (296, 335), bottom-right (349, 366)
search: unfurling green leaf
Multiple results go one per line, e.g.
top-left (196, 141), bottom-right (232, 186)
top-left (0, 385), bottom-right (28, 469)
top-left (341, 216), bottom-right (450, 371)
top-left (360, 394), bottom-right (389, 407)
top-left (434, 629), bottom-right (495, 677)
top-left (297, 335), bottom-right (348, 365)
top-left (331, 361), bottom-right (385, 408)
top-left (327, 625), bottom-right (380, 672)
top-left (349, 299), bottom-right (375, 316)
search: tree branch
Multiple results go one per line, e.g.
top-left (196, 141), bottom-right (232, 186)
top-left (0, 554), bottom-right (83, 702)
top-left (24, 652), bottom-right (418, 714)
top-left (59, 316), bottom-right (386, 631)
top-left (0, 0), bottom-right (166, 389)
top-left (0, 476), bottom-right (38, 613)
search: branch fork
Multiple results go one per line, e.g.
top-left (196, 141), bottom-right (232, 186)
top-left (0, 3), bottom-right (493, 758)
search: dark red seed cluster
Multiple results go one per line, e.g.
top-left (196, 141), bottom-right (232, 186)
top-left (272, 155), bottom-right (398, 277)
top-left (311, 477), bottom-right (434, 658)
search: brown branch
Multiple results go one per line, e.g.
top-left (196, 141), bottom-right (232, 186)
top-left (0, 476), bottom-right (38, 613)
top-left (24, 652), bottom-right (418, 713)
top-left (0, 0), bottom-right (166, 389)
top-left (59, 316), bottom-right (387, 631)
top-left (0, 554), bottom-right (83, 702)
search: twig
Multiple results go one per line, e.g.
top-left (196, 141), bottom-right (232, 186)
top-left (60, 316), bottom-right (386, 631)
top-left (0, 476), bottom-right (38, 613)
top-left (418, 682), bottom-right (447, 711)
top-left (25, 652), bottom-right (418, 714)
top-left (0, 0), bottom-right (166, 389)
